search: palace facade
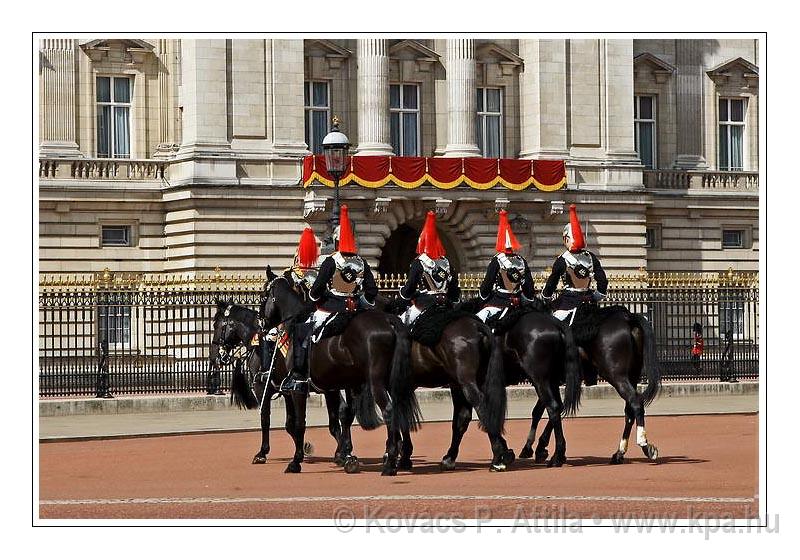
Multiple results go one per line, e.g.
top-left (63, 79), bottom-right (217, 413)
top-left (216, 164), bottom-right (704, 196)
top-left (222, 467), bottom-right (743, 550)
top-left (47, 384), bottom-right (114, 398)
top-left (38, 38), bottom-right (760, 277)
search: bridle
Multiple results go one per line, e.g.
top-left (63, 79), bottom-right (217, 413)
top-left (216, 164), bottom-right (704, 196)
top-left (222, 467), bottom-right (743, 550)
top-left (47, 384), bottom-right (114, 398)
top-left (213, 305), bottom-right (253, 366)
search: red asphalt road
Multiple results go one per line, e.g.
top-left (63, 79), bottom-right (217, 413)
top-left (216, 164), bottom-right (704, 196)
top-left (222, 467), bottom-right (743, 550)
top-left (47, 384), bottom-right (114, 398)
top-left (39, 414), bottom-right (758, 520)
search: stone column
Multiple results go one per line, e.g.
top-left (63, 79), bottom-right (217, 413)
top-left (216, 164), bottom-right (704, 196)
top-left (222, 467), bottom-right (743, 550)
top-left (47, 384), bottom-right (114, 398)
top-left (356, 39), bottom-right (393, 155)
top-left (178, 39), bottom-right (231, 156)
top-left (39, 39), bottom-right (81, 156)
top-left (443, 39), bottom-right (480, 157)
top-left (518, 39), bottom-right (569, 159)
top-left (270, 39), bottom-right (307, 155)
top-left (673, 40), bottom-right (708, 169)
top-left (153, 39), bottom-right (178, 158)
top-left (604, 39), bottom-right (639, 162)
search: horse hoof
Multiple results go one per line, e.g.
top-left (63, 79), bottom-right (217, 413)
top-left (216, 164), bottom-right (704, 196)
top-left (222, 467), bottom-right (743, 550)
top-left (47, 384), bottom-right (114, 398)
top-left (252, 455), bottom-right (267, 464)
top-left (519, 446), bottom-right (533, 459)
top-left (343, 456), bottom-right (360, 474)
top-left (303, 441), bottom-right (314, 457)
top-left (547, 456), bottom-right (564, 468)
top-left (610, 452), bottom-right (625, 465)
top-left (642, 444), bottom-right (659, 461)
top-left (284, 462), bottom-right (301, 474)
top-left (502, 449), bottom-right (516, 467)
top-left (397, 457), bottom-right (413, 471)
top-left (489, 462), bottom-right (507, 472)
top-left (534, 449), bottom-right (549, 464)
top-left (381, 466), bottom-right (398, 477)
top-left (440, 457), bottom-right (456, 471)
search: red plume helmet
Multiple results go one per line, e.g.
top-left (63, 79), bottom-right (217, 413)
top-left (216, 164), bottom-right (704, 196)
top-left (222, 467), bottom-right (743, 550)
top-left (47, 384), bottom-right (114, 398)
top-left (564, 204), bottom-right (586, 252)
top-left (296, 227), bottom-right (319, 268)
top-left (416, 211), bottom-right (446, 259)
top-left (337, 205), bottom-right (357, 254)
top-left (495, 210), bottom-right (522, 254)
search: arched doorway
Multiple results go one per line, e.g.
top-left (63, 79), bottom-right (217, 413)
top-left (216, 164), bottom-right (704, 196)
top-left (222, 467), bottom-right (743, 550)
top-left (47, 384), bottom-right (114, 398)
top-left (378, 221), bottom-right (463, 275)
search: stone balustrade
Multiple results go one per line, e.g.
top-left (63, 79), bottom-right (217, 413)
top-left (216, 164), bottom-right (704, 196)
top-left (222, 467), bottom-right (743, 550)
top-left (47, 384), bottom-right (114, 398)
top-left (644, 169), bottom-right (758, 191)
top-left (39, 158), bottom-right (167, 181)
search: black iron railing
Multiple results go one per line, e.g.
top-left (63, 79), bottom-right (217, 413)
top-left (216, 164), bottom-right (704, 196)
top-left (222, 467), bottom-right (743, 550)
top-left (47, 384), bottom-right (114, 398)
top-left (38, 269), bottom-right (759, 397)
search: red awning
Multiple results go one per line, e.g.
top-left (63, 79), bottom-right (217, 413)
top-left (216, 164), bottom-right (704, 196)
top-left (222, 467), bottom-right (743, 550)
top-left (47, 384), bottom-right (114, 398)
top-left (302, 155), bottom-right (566, 192)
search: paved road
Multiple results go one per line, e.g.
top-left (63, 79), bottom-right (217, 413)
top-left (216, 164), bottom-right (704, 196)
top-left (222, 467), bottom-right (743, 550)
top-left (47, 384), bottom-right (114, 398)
top-left (39, 413), bottom-right (758, 520)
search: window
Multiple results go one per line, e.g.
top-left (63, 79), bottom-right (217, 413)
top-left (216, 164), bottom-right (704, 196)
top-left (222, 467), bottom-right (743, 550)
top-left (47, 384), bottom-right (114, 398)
top-left (477, 87), bottom-right (503, 158)
top-left (96, 76), bottom-right (131, 158)
top-left (97, 293), bottom-right (131, 346)
top-left (645, 226), bottom-right (660, 249)
top-left (390, 84), bottom-right (420, 156)
top-left (101, 225), bottom-right (131, 247)
top-left (719, 98), bottom-right (746, 171)
top-left (304, 81), bottom-right (330, 154)
top-left (634, 95), bottom-right (657, 169)
top-left (719, 300), bottom-right (745, 340)
top-left (722, 229), bottom-right (745, 249)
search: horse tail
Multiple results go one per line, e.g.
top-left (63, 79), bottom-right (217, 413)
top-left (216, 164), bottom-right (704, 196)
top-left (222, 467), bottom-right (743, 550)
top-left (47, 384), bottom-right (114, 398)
top-left (479, 325), bottom-right (507, 435)
top-left (555, 318), bottom-right (582, 416)
top-left (229, 358), bottom-right (259, 410)
top-left (631, 313), bottom-right (661, 406)
top-left (387, 317), bottom-right (422, 433)
top-left (352, 382), bottom-right (383, 431)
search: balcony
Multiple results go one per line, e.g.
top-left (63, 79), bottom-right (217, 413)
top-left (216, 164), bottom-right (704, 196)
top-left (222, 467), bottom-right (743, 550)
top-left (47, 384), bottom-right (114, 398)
top-left (644, 170), bottom-right (758, 192)
top-left (39, 158), bottom-right (168, 181)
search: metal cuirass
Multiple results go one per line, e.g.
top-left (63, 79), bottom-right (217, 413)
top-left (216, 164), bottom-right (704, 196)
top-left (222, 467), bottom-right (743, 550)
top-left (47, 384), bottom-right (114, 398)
top-left (330, 252), bottom-right (365, 295)
top-left (562, 250), bottom-right (594, 289)
top-left (496, 253), bottom-right (525, 292)
top-left (419, 255), bottom-right (451, 294)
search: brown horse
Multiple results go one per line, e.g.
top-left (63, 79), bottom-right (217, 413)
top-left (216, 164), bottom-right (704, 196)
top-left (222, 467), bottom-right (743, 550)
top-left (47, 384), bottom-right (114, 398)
top-left (259, 267), bottom-right (420, 476)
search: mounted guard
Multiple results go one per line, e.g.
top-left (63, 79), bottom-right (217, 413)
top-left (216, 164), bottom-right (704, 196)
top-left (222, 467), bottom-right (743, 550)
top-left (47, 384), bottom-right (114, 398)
top-left (541, 204), bottom-right (608, 325)
top-left (280, 205), bottom-right (378, 393)
top-left (398, 211), bottom-right (460, 325)
top-left (476, 210), bottom-right (536, 323)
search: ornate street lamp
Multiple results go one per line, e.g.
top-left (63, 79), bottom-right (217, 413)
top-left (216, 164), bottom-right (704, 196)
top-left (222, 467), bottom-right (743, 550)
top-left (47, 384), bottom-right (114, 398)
top-left (321, 116), bottom-right (350, 234)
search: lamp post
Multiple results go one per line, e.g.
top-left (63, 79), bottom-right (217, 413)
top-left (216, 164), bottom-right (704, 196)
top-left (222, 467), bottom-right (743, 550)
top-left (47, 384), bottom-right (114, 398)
top-left (321, 116), bottom-right (351, 239)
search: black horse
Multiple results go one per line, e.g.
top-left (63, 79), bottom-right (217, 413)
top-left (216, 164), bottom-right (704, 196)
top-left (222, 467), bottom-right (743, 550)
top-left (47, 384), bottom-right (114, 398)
top-left (260, 267), bottom-right (420, 476)
top-left (525, 305), bottom-right (662, 464)
top-left (211, 301), bottom-right (346, 468)
top-left (458, 299), bottom-right (583, 467)
top-left (388, 307), bottom-right (514, 472)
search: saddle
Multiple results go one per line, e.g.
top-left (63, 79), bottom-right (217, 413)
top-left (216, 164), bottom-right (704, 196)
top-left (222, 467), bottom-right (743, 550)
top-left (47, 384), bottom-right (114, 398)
top-left (313, 309), bottom-right (365, 341)
top-left (485, 300), bottom-right (548, 335)
top-left (408, 305), bottom-right (477, 347)
top-left (569, 303), bottom-right (632, 347)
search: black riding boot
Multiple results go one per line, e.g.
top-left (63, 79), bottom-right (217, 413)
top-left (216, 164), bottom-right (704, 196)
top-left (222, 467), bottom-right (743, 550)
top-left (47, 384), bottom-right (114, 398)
top-left (280, 323), bottom-right (312, 394)
top-left (259, 336), bottom-right (276, 376)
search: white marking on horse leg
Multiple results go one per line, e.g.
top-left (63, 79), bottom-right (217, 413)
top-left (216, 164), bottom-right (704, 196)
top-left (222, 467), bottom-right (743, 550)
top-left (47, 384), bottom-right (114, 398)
top-left (618, 438), bottom-right (628, 454)
top-left (636, 426), bottom-right (648, 447)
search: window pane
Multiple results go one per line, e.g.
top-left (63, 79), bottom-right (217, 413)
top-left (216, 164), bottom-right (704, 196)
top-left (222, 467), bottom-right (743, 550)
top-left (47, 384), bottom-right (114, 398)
top-left (485, 115), bottom-right (501, 158)
top-left (304, 82), bottom-right (310, 106)
top-left (402, 112), bottom-right (418, 156)
top-left (487, 88), bottom-right (501, 112)
top-left (731, 99), bottom-right (744, 122)
top-left (639, 122), bottom-right (654, 169)
top-left (730, 125), bottom-right (744, 170)
top-left (718, 125), bottom-right (729, 170)
top-left (390, 112), bottom-right (400, 154)
top-left (97, 106), bottom-right (111, 158)
top-left (102, 226), bottom-right (130, 246)
top-left (476, 116), bottom-right (483, 154)
top-left (96, 77), bottom-right (111, 102)
top-left (312, 82), bottom-right (328, 107)
top-left (403, 85), bottom-right (418, 109)
top-left (390, 85), bottom-right (400, 109)
top-left (114, 107), bottom-right (130, 158)
top-left (639, 96), bottom-right (653, 120)
top-left (633, 96), bottom-right (639, 119)
top-left (476, 88), bottom-right (483, 112)
top-left (114, 77), bottom-right (130, 103)
top-left (645, 228), bottom-right (656, 249)
top-left (312, 110), bottom-right (327, 154)
top-left (722, 230), bottom-right (744, 248)
top-left (304, 111), bottom-right (311, 150)
top-left (719, 98), bottom-right (728, 122)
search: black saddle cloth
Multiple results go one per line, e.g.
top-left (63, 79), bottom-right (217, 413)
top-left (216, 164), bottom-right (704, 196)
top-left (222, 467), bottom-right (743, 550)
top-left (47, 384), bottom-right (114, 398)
top-left (409, 305), bottom-right (477, 347)
top-left (570, 304), bottom-right (632, 347)
top-left (314, 310), bottom-right (365, 340)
